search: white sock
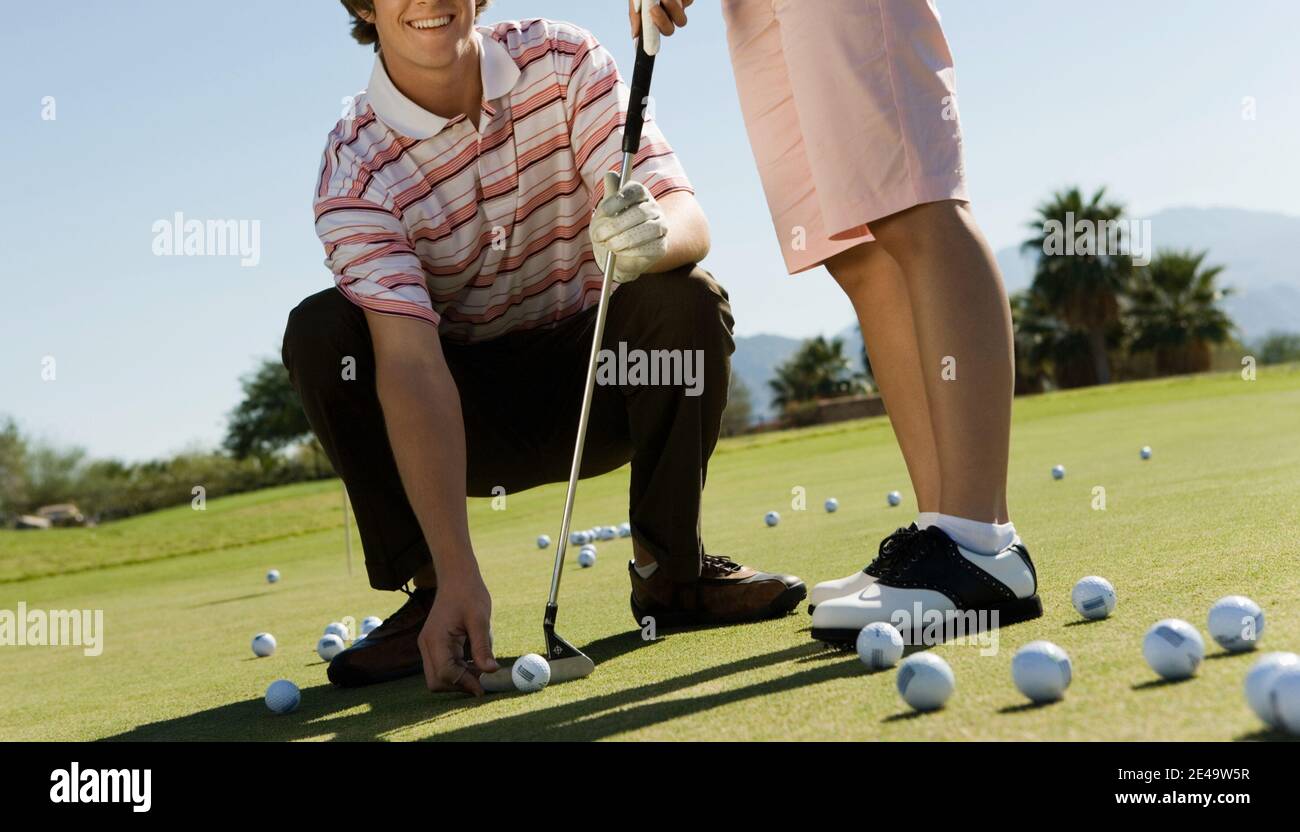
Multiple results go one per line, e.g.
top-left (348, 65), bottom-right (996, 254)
top-left (916, 512), bottom-right (939, 529)
top-left (633, 560), bottom-right (658, 579)
top-left (934, 514), bottom-right (1016, 556)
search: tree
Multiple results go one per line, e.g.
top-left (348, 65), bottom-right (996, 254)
top-left (1010, 290), bottom-right (1096, 391)
top-left (720, 373), bottom-right (753, 437)
top-left (1022, 186), bottom-right (1132, 386)
top-left (224, 358), bottom-right (315, 465)
top-left (768, 336), bottom-right (863, 410)
top-left (1256, 332), bottom-right (1300, 365)
top-left (0, 417), bottom-right (29, 521)
top-left (1127, 250), bottom-right (1233, 375)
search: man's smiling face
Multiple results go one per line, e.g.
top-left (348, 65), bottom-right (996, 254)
top-left (369, 0), bottom-right (478, 71)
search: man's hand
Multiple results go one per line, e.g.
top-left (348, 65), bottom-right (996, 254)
top-left (630, 0), bottom-right (692, 38)
top-left (590, 172), bottom-right (669, 284)
top-left (418, 568), bottom-right (499, 696)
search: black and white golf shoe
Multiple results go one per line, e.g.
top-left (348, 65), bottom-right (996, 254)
top-left (809, 525), bottom-right (1042, 647)
top-left (807, 524), bottom-right (919, 614)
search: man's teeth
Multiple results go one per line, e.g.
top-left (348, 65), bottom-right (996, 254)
top-left (411, 16), bottom-right (452, 29)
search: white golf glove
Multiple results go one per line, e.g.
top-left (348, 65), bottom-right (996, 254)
top-left (590, 171), bottom-right (669, 284)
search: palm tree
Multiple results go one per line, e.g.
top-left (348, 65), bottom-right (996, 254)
top-left (1022, 187), bottom-right (1132, 385)
top-left (768, 336), bottom-right (862, 410)
top-left (1127, 250), bottom-right (1233, 375)
top-left (1010, 290), bottom-right (1095, 391)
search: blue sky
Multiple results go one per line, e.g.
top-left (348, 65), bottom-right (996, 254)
top-left (2, 0), bottom-right (1297, 460)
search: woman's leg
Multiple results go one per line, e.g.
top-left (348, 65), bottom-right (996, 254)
top-left (865, 200), bottom-right (1014, 524)
top-left (824, 241), bottom-right (940, 515)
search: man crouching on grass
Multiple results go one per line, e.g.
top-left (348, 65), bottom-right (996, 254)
top-left (281, 0), bottom-right (806, 696)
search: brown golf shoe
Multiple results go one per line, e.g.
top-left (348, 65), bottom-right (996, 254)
top-left (327, 587), bottom-right (435, 688)
top-left (629, 555), bottom-right (806, 628)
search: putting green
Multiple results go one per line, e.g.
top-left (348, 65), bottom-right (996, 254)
top-left (2, 366), bottom-right (1298, 741)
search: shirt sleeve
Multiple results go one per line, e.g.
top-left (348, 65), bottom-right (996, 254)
top-left (313, 144), bottom-right (439, 327)
top-left (560, 23), bottom-right (694, 209)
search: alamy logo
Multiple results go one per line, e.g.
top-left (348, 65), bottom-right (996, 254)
top-left (595, 342), bottom-right (705, 397)
top-left (0, 603), bottom-right (103, 656)
top-left (1040, 212), bottom-right (1152, 266)
top-left (50, 763), bottom-right (151, 813)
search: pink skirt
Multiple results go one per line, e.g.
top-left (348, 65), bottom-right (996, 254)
top-left (722, 0), bottom-right (969, 273)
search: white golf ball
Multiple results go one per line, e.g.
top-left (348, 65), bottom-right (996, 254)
top-left (823, 497), bottom-right (839, 513)
top-left (896, 653), bottom-right (955, 711)
top-left (569, 530), bottom-right (588, 546)
top-left (1207, 595), bottom-right (1264, 652)
top-left (764, 511), bottom-right (780, 527)
top-left (856, 622), bottom-right (904, 670)
top-left (1269, 666), bottom-right (1300, 735)
top-left (1142, 618), bottom-right (1205, 680)
top-left (265, 679), bottom-right (300, 714)
top-left (1244, 652), bottom-right (1300, 729)
top-left (1140, 445), bottom-right (1152, 460)
top-left (324, 621), bottom-right (350, 641)
top-left (536, 534), bottom-right (551, 549)
top-left (887, 490), bottom-right (902, 507)
top-left (251, 632), bottom-right (277, 658)
top-left (597, 526), bottom-right (617, 541)
top-left (266, 569), bottom-right (280, 584)
top-left (316, 634), bottom-right (346, 662)
top-left (359, 616), bottom-right (383, 636)
top-left (1012, 640), bottom-right (1073, 703)
top-left (512, 653), bottom-right (551, 693)
top-left (577, 548), bottom-right (597, 568)
top-left (1051, 465), bottom-right (1066, 480)
top-left (1071, 575), bottom-right (1117, 620)
top-left (617, 522), bottom-right (632, 538)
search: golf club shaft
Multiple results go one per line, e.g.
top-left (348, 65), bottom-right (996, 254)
top-left (546, 38), bottom-right (658, 612)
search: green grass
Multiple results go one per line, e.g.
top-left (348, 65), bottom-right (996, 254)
top-left (2, 366), bottom-right (1298, 741)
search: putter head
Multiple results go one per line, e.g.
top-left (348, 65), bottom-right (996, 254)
top-left (477, 608), bottom-right (595, 694)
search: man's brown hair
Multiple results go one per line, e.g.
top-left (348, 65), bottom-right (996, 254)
top-left (340, 1), bottom-right (493, 46)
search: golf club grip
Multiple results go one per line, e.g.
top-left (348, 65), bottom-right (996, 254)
top-left (622, 41), bottom-right (656, 156)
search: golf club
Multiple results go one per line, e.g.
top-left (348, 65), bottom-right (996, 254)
top-left (480, 7), bottom-right (661, 693)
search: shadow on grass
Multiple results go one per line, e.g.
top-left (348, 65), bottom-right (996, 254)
top-left (1234, 728), bottom-right (1299, 742)
top-left (997, 700), bottom-right (1054, 714)
top-left (100, 631), bottom-right (847, 741)
top-left (1130, 677), bottom-right (1195, 691)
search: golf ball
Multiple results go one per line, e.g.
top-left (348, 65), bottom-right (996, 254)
top-left (266, 569), bottom-right (280, 584)
top-left (1142, 618), bottom-right (1205, 680)
top-left (856, 622), bottom-right (904, 670)
top-left (316, 634), bottom-right (346, 662)
top-left (896, 653), bottom-right (955, 712)
top-left (597, 526), bottom-right (617, 541)
top-left (512, 653), bottom-right (551, 693)
top-left (1140, 445), bottom-right (1152, 460)
top-left (764, 511), bottom-right (780, 527)
top-left (1051, 465), bottom-right (1066, 480)
top-left (887, 490), bottom-right (902, 507)
top-left (569, 530), bottom-right (589, 546)
top-left (265, 679), bottom-right (300, 714)
top-left (324, 621), bottom-right (350, 641)
top-left (536, 534), bottom-right (551, 550)
top-left (1207, 595), bottom-right (1265, 652)
top-left (1268, 666), bottom-right (1300, 735)
top-left (1012, 641), bottom-right (1072, 703)
top-left (577, 548), bottom-right (597, 568)
top-left (824, 497), bottom-right (839, 513)
top-left (1071, 575), bottom-right (1117, 620)
top-left (1244, 652), bottom-right (1300, 729)
top-left (251, 632), bottom-right (277, 658)
top-left (617, 522), bottom-right (632, 538)
top-left (360, 616), bottom-right (383, 636)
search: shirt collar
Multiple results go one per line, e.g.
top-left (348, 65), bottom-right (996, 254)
top-left (367, 27), bottom-right (521, 139)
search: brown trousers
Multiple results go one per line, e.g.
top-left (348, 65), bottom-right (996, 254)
top-left (281, 265), bottom-right (734, 590)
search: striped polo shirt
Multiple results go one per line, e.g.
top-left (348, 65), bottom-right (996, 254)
top-left (313, 18), bottom-right (694, 344)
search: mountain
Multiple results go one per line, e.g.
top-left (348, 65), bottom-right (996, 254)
top-left (995, 206), bottom-right (1300, 340)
